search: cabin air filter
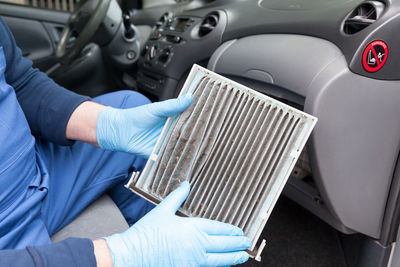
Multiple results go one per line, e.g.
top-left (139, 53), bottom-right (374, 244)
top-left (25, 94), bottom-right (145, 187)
top-left (126, 64), bottom-right (317, 261)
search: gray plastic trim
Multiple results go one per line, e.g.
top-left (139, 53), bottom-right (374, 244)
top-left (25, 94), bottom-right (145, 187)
top-left (135, 25), bottom-right (152, 50)
top-left (207, 39), bottom-right (236, 73)
top-left (284, 176), bottom-right (355, 234)
top-left (307, 55), bottom-right (400, 238)
top-left (209, 34), bottom-right (400, 238)
top-left (0, 3), bottom-right (69, 24)
top-left (207, 35), bottom-right (343, 97)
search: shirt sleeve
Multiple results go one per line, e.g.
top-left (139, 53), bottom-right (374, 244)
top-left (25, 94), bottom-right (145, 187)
top-left (0, 17), bottom-right (91, 145)
top-left (0, 238), bottom-right (96, 267)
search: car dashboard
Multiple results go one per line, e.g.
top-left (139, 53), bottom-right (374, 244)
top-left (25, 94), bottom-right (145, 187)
top-left (129, 0), bottom-right (400, 246)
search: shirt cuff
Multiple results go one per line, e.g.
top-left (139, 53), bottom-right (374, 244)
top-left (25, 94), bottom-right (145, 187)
top-left (27, 238), bottom-right (96, 267)
top-left (39, 82), bottom-right (91, 146)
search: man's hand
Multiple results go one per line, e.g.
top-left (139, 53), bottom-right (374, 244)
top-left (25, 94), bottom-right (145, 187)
top-left (96, 94), bottom-right (193, 157)
top-left (103, 181), bottom-right (251, 267)
top-left (65, 94), bottom-right (192, 157)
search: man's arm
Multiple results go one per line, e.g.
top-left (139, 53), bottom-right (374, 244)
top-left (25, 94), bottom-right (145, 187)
top-left (0, 17), bottom-right (90, 145)
top-left (66, 101), bottom-right (105, 146)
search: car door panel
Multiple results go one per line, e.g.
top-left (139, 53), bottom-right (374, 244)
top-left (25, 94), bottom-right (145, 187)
top-left (0, 4), bottom-right (69, 71)
top-left (0, 3), bottom-right (114, 96)
top-left (3, 16), bottom-right (54, 60)
top-left (0, 3), bottom-right (68, 23)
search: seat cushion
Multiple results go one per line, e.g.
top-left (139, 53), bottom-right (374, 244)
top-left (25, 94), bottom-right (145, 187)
top-left (51, 194), bottom-right (129, 242)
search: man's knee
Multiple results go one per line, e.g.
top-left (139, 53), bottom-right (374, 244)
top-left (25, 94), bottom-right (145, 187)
top-left (93, 90), bottom-right (151, 109)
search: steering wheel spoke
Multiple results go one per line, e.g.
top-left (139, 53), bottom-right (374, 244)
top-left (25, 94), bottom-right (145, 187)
top-left (56, 0), bottom-right (112, 65)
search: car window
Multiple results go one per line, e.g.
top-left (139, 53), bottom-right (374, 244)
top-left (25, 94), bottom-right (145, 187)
top-left (0, 0), bottom-right (77, 12)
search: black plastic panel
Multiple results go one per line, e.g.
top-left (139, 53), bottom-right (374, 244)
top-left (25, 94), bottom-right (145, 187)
top-left (0, 3), bottom-right (69, 23)
top-left (137, 10), bottom-right (227, 81)
top-left (3, 16), bottom-right (54, 61)
top-left (134, 0), bottom-right (400, 80)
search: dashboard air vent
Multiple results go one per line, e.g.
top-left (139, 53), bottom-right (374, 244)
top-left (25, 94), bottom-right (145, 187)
top-left (199, 12), bottom-right (219, 37)
top-left (343, 1), bottom-right (385, 34)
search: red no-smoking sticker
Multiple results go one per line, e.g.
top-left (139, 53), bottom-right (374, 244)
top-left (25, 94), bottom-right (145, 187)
top-left (362, 40), bottom-right (388, 72)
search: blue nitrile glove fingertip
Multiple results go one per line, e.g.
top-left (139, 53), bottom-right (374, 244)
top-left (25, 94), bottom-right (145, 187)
top-left (150, 94), bottom-right (193, 118)
top-left (231, 225), bottom-right (244, 236)
top-left (178, 93), bottom-right (193, 109)
top-left (183, 93), bottom-right (193, 101)
top-left (244, 238), bottom-right (252, 249)
top-left (236, 252), bottom-right (250, 265)
top-left (180, 180), bottom-right (190, 190)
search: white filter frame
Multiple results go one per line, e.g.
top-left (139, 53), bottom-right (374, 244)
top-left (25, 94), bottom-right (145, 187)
top-left (127, 64), bottom-right (317, 260)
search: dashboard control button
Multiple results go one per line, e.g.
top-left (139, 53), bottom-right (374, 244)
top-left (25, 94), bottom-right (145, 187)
top-left (126, 50), bottom-right (136, 60)
top-left (173, 36), bottom-right (181, 43)
top-left (158, 49), bottom-right (171, 64)
top-left (149, 46), bottom-right (157, 59)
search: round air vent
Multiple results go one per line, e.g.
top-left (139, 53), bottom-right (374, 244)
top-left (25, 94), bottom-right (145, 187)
top-left (343, 1), bottom-right (385, 35)
top-left (199, 12), bottom-right (219, 37)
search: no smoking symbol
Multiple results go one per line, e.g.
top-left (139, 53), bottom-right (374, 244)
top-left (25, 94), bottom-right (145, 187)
top-left (362, 40), bottom-right (388, 72)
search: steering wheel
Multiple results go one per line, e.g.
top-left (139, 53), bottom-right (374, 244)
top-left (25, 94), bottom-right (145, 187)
top-left (56, 0), bottom-right (111, 65)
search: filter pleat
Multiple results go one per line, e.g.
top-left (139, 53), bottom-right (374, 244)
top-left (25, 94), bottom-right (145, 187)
top-left (160, 81), bottom-right (222, 196)
top-left (225, 104), bottom-right (277, 226)
top-left (198, 96), bottom-right (258, 218)
top-left (217, 103), bottom-right (273, 223)
top-left (183, 85), bottom-right (239, 211)
top-left (154, 78), bottom-right (215, 197)
top-left (240, 115), bottom-right (301, 232)
top-left (188, 84), bottom-right (234, 183)
top-left (186, 91), bottom-right (249, 215)
top-left (148, 76), bottom-right (210, 193)
top-left (222, 108), bottom-right (288, 226)
top-left (209, 99), bottom-right (267, 221)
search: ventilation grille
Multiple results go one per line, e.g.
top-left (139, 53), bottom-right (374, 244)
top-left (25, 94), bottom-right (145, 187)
top-left (128, 65), bottom-right (317, 258)
top-left (343, 1), bottom-right (385, 34)
top-left (199, 12), bottom-right (219, 37)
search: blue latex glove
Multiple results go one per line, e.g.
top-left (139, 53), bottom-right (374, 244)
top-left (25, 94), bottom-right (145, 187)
top-left (96, 94), bottom-right (193, 157)
top-left (104, 181), bottom-right (251, 267)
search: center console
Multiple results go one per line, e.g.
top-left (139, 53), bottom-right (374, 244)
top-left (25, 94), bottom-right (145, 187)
top-left (136, 11), bottom-right (227, 100)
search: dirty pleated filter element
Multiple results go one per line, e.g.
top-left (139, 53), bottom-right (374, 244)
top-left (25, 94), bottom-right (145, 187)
top-left (127, 64), bottom-right (317, 261)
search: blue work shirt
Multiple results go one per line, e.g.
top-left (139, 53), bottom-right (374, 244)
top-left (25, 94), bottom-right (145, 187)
top-left (0, 17), bottom-right (96, 267)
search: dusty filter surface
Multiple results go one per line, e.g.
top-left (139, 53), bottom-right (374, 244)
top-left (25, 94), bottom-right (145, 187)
top-left (127, 64), bottom-right (317, 260)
